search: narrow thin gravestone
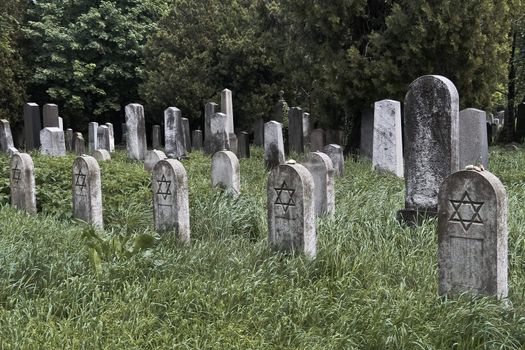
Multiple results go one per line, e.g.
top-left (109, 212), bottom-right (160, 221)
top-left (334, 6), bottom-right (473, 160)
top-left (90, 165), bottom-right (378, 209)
top-left (43, 104), bottom-right (59, 128)
top-left (65, 128), bottom-right (73, 152)
top-left (221, 88), bottom-right (234, 134)
top-left (192, 130), bottom-right (203, 151)
top-left (164, 107), bottom-right (186, 159)
top-left (152, 159), bottom-right (190, 242)
top-left (58, 117), bottom-right (64, 131)
top-left (10, 153), bottom-right (36, 214)
top-left (152, 125), bottom-right (162, 149)
top-left (182, 118), bottom-right (192, 153)
top-left (237, 131), bottom-right (250, 158)
top-left (438, 169), bottom-right (507, 298)
top-left (211, 150), bottom-right (240, 197)
top-left (93, 149), bottom-right (111, 162)
top-left (323, 144), bottom-right (344, 177)
top-left (372, 99), bottom-right (403, 177)
top-left (73, 132), bottom-right (85, 156)
top-left (459, 108), bottom-right (489, 169)
top-left (0, 119), bottom-right (16, 154)
top-left (304, 152), bottom-right (335, 216)
top-left (516, 103), bottom-right (525, 142)
top-left (145, 149), bottom-right (167, 172)
top-left (253, 118), bottom-right (264, 146)
top-left (209, 112), bottom-right (230, 154)
top-left (288, 107), bottom-right (304, 153)
top-left (267, 160), bottom-right (316, 258)
top-left (40, 127), bottom-right (66, 156)
top-left (72, 155), bottom-right (103, 228)
top-left (97, 125), bottom-right (110, 151)
top-left (23, 103), bottom-right (41, 150)
top-left (88, 122), bottom-right (98, 152)
top-left (310, 128), bottom-right (325, 151)
top-left (204, 102), bottom-right (219, 154)
top-left (229, 132), bottom-right (238, 155)
top-left (360, 108), bottom-right (374, 159)
top-left (264, 121), bottom-right (285, 169)
top-left (302, 112), bottom-right (310, 150)
top-left (105, 123), bottom-right (115, 152)
top-left (125, 103), bottom-right (147, 161)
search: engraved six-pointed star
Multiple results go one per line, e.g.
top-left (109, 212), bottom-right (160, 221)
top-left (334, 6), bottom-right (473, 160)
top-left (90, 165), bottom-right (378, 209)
top-left (449, 191), bottom-right (484, 231)
top-left (156, 174), bottom-right (172, 200)
top-left (274, 180), bottom-right (296, 213)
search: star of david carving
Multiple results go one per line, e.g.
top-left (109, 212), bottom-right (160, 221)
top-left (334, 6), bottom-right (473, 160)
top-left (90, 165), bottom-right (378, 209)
top-left (156, 174), bottom-right (172, 200)
top-left (274, 180), bottom-right (296, 213)
top-left (11, 162), bottom-right (21, 183)
top-left (75, 171), bottom-right (87, 192)
top-left (449, 191), bottom-right (484, 231)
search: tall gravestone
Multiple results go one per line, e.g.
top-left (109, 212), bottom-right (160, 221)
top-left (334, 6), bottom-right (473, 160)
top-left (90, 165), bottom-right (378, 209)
top-left (73, 132), bottom-right (85, 156)
top-left (288, 107), bottom-right (304, 153)
top-left (40, 127), bottom-right (66, 156)
top-left (152, 125), bottom-right (162, 149)
top-left (192, 130), bottom-right (203, 151)
top-left (323, 144), bottom-right (344, 177)
top-left (88, 122), bottom-right (98, 152)
top-left (72, 155), bottom-right (103, 228)
top-left (10, 153), bottom-right (36, 214)
top-left (264, 121), bottom-right (285, 169)
top-left (253, 118), bottom-right (264, 146)
top-left (164, 107), bottom-right (186, 159)
top-left (438, 169), bottom-right (507, 298)
top-left (360, 108), bottom-right (374, 159)
top-left (23, 103), bottom-right (41, 150)
top-left (221, 88), bottom-right (234, 134)
top-left (204, 102), bottom-right (219, 154)
top-left (105, 122), bottom-right (115, 152)
top-left (97, 125), bottom-right (110, 151)
top-left (65, 128), bottom-right (73, 152)
top-left (145, 149), bottom-right (167, 172)
top-left (0, 119), bottom-right (16, 154)
top-left (372, 99), bottom-right (403, 177)
top-left (125, 103), bottom-right (147, 161)
top-left (302, 112), bottom-right (310, 150)
top-left (398, 75), bottom-right (459, 225)
top-left (43, 104), bottom-right (59, 128)
top-left (209, 112), bottom-right (230, 154)
top-left (304, 152), bottom-right (335, 216)
top-left (182, 118), bottom-right (192, 153)
top-left (310, 128), bottom-right (325, 151)
top-left (152, 159), bottom-right (190, 242)
top-left (459, 108), bottom-right (489, 169)
top-left (267, 160), bottom-right (316, 258)
top-left (211, 150), bottom-right (240, 197)
top-left (237, 131), bottom-right (250, 159)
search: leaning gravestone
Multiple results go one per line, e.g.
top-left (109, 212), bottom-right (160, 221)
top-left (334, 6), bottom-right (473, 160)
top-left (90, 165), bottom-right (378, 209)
top-left (144, 149), bottom-right (167, 172)
top-left (398, 75), bottom-right (459, 225)
top-left (10, 153), bottom-right (36, 214)
top-left (97, 125), bottom-right (110, 151)
top-left (211, 150), bottom-right (240, 197)
top-left (182, 118), bottom-right (192, 153)
top-left (359, 107), bottom-right (374, 159)
top-left (372, 99), bottom-right (403, 177)
top-left (221, 88), bottom-right (234, 134)
top-left (105, 122), bottom-right (115, 152)
top-left (65, 128), bottom-right (73, 152)
top-left (40, 127), bottom-right (66, 156)
top-left (209, 112), bottom-right (230, 154)
top-left (73, 132), bottom-right (85, 156)
top-left (125, 103), bottom-right (147, 161)
top-left (304, 152), bottom-right (335, 216)
top-left (264, 121), bottom-right (285, 169)
top-left (323, 144), bottom-right (344, 177)
top-left (237, 131), bottom-right (250, 159)
top-left (23, 103), bottom-right (41, 150)
top-left (72, 155), bottom-right (103, 228)
top-left (267, 160), bottom-right (316, 258)
top-left (192, 130), bottom-right (203, 151)
top-left (43, 103), bottom-right (59, 128)
top-left (164, 107), bottom-right (186, 159)
top-left (152, 159), bottom-right (190, 242)
top-left (310, 128), bottom-right (325, 151)
top-left (288, 107), bottom-right (304, 153)
top-left (152, 125), bottom-right (162, 149)
top-left (459, 108), bottom-right (489, 169)
top-left (204, 102), bottom-right (219, 154)
top-left (0, 119), bottom-right (16, 154)
top-left (88, 122), bottom-right (98, 152)
top-left (253, 118), bottom-right (264, 146)
top-left (93, 149), bottom-right (111, 162)
top-left (438, 169), bottom-right (507, 298)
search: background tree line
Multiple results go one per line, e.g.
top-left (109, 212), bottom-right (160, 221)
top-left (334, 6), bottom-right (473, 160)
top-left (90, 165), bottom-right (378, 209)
top-left (1, 0), bottom-right (523, 146)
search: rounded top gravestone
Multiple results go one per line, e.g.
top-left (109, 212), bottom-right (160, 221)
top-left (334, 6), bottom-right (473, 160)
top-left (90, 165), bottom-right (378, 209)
top-left (10, 152), bottom-right (36, 214)
top-left (72, 155), bottom-right (103, 228)
top-left (211, 150), bottom-right (240, 197)
top-left (93, 149), bottom-right (111, 162)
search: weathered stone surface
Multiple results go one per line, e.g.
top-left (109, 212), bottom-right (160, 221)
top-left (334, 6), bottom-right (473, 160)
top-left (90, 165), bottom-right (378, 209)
top-left (229, 132), bottom-right (238, 155)
top-left (125, 103), bottom-right (147, 161)
top-left (152, 125), bottom-right (162, 149)
top-left (264, 121), bottom-right (285, 169)
top-left (152, 159), bottom-right (190, 242)
top-left (164, 107), bottom-right (186, 159)
top-left (253, 118), bottom-right (264, 146)
top-left (212, 150), bottom-right (240, 197)
top-left (209, 112), bottom-right (230, 154)
top-left (73, 132), bottom-right (85, 156)
top-left (182, 118), bottom-right (192, 152)
top-left (58, 117), bottom-right (63, 131)
top-left (65, 128), bottom-right (73, 152)
top-left (267, 161), bottom-right (316, 258)
top-left (310, 128), bottom-right (325, 151)
top-left (272, 90), bottom-right (288, 123)
top-left (40, 127), bottom-right (66, 156)
top-left (192, 130), bottom-right (203, 151)
top-left (144, 149), bottom-right (167, 172)
top-left (105, 122), bottom-right (115, 152)
top-left (304, 152), bottom-right (335, 216)
top-left (0, 119), bottom-right (16, 153)
top-left (43, 103), bottom-right (59, 128)
top-left (398, 75), bottom-right (459, 225)
top-left (323, 144), bottom-right (344, 177)
top-left (438, 169), bottom-right (507, 298)
top-left (372, 99), bottom-right (403, 177)
top-left (459, 108), bottom-right (489, 169)
top-left (302, 112), bottom-right (310, 150)
top-left (237, 131), bottom-right (250, 158)
top-left (93, 149), bottom-right (111, 162)
top-left (23, 103), bottom-right (41, 150)
top-left (360, 108), bottom-right (374, 159)
top-left (204, 102), bottom-right (219, 154)
top-left (88, 122), bottom-right (98, 152)
top-left (10, 152), bottom-right (36, 214)
top-left (97, 125), bottom-right (110, 151)
top-left (221, 88), bottom-right (234, 134)
top-left (72, 155), bottom-right (103, 228)
top-left (288, 107), bottom-right (304, 153)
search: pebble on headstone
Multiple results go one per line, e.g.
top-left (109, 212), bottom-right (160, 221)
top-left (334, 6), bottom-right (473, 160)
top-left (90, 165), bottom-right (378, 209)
top-left (323, 144), bottom-right (344, 177)
top-left (372, 99), bottom-right (403, 177)
top-left (145, 149), bottom-right (167, 172)
top-left (10, 152), bottom-right (36, 214)
top-left (93, 149), bottom-right (111, 162)
top-left (304, 152), bottom-right (335, 216)
top-left (359, 107), bottom-right (374, 159)
top-left (152, 124), bottom-right (162, 150)
top-left (288, 107), bottom-right (304, 153)
top-left (204, 102), bottom-right (219, 154)
top-left (221, 88), bottom-right (234, 134)
top-left (398, 75), bottom-right (459, 226)
top-left (209, 112), bottom-right (230, 154)
top-left (211, 150), bottom-right (240, 197)
top-left (105, 122), bottom-right (115, 152)
top-left (72, 155), bottom-right (103, 228)
top-left (152, 159), bottom-right (190, 242)
top-left (459, 108), bottom-right (489, 169)
top-left (253, 118), bottom-right (264, 146)
top-left (264, 121), bottom-right (285, 169)
top-left (310, 128), bottom-right (325, 151)
top-left (237, 131), bottom-right (250, 159)
top-left (0, 119), bottom-right (16, 154)
top-left (267, 161), bottom-right (316, 258)
top-left (73, 132), bottom-right (85, 156)
top-left (65, 128), bottom-right (73, 152)
top-left (164, 107), bottom-right (186, 159)
top-left (40, 127), bottom-right (66, 156)
top-left (88, 122), bottom-right (98, 152)
top-left (97, 125), bottom-right (110, 151)
top-left (182, 117), bottom-right (192, 153)
top-left (125, 103), bottom-right (147, 161)
top-left (43, 103), bottom-right (59, 128)
top-left (192, 130), bottom-right (203, 151)
top-left (438, 169), bottom-right (507, 298)
top-left (23, 103), bottom-right (41, 150)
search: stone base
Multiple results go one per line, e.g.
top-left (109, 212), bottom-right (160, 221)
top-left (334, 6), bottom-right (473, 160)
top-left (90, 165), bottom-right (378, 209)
top-left (397, 208), bottom-right (438, 227)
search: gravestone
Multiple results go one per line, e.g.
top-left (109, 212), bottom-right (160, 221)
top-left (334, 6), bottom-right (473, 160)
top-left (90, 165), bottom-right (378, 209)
top-left (209, 112), bottom-right (230, 154)
top-left (237, 131), bottom-right (250, 158)
top-left (211, 150), bottom-right (240, 197)
top-left (144, 149), bottom-right (167, 172)
top-left (0, 119), bottom-right (16, 154)
top-left (288, 107), bottom-right (304, 153)
top-left (267, 160), bottom-right (316, 258)
top-left (125, 103), bottom-right (147, 161)
top-left (40, 127), bottom-right (66, 156)
top-left (398, 75), bottom-right (459, 226)
top-left (516, 103), bottom-right (525, 142)
top-left (23, 103), bottom-right (41, 150)
top-left (438, 169), bottom-right (507, 298)
top-left (97, 125), bottom-right (110, 151)
top-left (302, 112), bottom-right (310, 150)
top-left (152, 159), bottom-right (190, 242)
top-left (310, 128), bottom-right (325, 151)
top-left (10, 153), bottom-right (36, 214)
top-left (221, 88), bottom-right (234, 134)
top-left (372, 99), bottom-right (403, 177)
top-left (164, 107), bottom-right (186, 159)
top-left (93, 149), bottom-right (111, 162)
top-left (58, 117), bottom-right (63, 131)
top-left (459, 108), bottom-right (489, 169)
top-left (229, 132), bottom-right (238, 155)
top-left (264, 121), bottom-right (285, 169)
top-left (360, 108), bottom-right (374, 159)
top-left (323, 144), bottom-right (344, 177)
top-left (254, 118), bottom-right (264, 146)
top-left (72, 155), bottom-right (103, 228)
top-left (73, 132), bottom-right (85, 156)
top-left (105, 122), bottom-right (115, 152)
top-left (272, 90), bottom-right (288, 123)
top-left (88, 122), bottom-right (98, 152)
top-left (204, 102), bottom-right (219, 154)
top-left (192, 130), bottom-right (203, 151)
top-left (65, 128), bottom-right (73, 152)
top-left (182, 118), bottom-right (192, 153)
top-left (43, 103), bottom-right (59, 128)
top-left (152, 125), bottom-right (162, 149)
top-left (304, 152), bottom-right (335, 216)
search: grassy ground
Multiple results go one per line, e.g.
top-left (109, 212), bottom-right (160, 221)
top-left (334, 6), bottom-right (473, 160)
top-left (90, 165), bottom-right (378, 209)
top-left (0, 147), bottom-right (525, 349)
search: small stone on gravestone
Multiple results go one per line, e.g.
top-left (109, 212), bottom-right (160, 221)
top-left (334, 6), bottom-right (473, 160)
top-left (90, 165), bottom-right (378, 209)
top-left (192, 130), bottom-right (203, 151)
top-left (372, 99), bottom-right (403, 177)
top-left (105, 122), bottom-right (115, 152)
top-left (438, 169), bottom-right (507, 298)
top-left (237, 131), bottom-right (250, 159)
top-left (73, 132), bottom-right (85, 156)
top-left (359, 108), bottom-right (374, 159)
top-left (209, 112), bottom-right (230, 154)
top-left (97, 125), bottom-right (110, 151)
top-left (43, 104), bottom-right (59, 128)
top-left (182, 118), bottom-right (192, 153)
top-left (152, 125), bottom-right (162, 149)
top-left (152, 159), bottom-right (190, 242)
top-left (267, 161), bottom-right (316, 258)
top-left (302, 112), bottom-right (310, 150)
top-left (310, 128), bottom-right (325, 152)
top-left (221, 88), bottom-right (234, 135)
top-left (264, 121), bottom-right (285, 169)
top-left (10, 152), bottom-right (36, 214)
top-left (93, 149), bottom-right (111, 161)
top-left (40, 127), bottom-right (66, 156)
top-left (23, 103), bottom-right (41, 150)
top-left (288, 107), bottom-right (304, 153)
top-left (164, 107), bottom-right (186, 159)
top-left (304, 152), bottom-right (335, 216)
top-left (88, 122), bottom-right (98, 152)
top-left (253, 118), bottom-right (264, 146)
top-left (204, 102), bottom-right (219, 154)
top-left (0, 119), bottom-right (16, 154)
top-left (65, 128), bottom-right (73, 152)
top-left (211, 150), bottom-right (240, 197)
top-left (125, 103), bottom-right (147, 161)
top-left (459, 108), bottom-right (489, 169)
top-left (72, 155), bottom-right (103, 228)
top-left (144, 149), bottom-right (167, 172)
top-left (323, 144), bottom-right (344, 177)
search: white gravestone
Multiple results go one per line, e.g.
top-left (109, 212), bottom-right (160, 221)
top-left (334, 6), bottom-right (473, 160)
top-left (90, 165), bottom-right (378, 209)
top-left (211, 150), bottom-right (240, 197)
top-left (304, 152), bottom-right (335, 216)
top-left (125, 103), bottom-right (147, 161)
top-left (372, 99), bottom-right (403, 177)
top-left (40, 127), bottom-right (66, 156)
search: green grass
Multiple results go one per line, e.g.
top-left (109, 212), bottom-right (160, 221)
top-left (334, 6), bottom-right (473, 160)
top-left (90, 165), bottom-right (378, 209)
top-left (1, 146), bottom-right (525, 349)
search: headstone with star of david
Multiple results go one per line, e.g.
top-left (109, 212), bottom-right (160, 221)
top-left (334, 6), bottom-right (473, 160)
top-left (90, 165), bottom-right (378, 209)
top-left (323, 144), bottom-right (344, 177)
top-left (40, 127), bottom-right (66, 156)
top-left (10, 152), bottom-right (36, 214)
top-left (145, 149), bottom-right (167, 172)
top-left (164, 107), bottom-right (187, 159)
top-left (72, 155), bottom-right (103, 228)
top-left (437, 169), bottom-right (507, 298)
top-left (459, 108), bottom-right (489, 169)
top-left (264, 121), bottom-right (285, 169)
top-left (211, 150), bottom-right (240, 197)
top-left (152, 159), bottom-right (190, 242)
top-left (372, 99), bottom-right (403, 177)
top-left (125, 103), bottom-right (147, 161)
top-left (398, 75), bottom-right (460, 226)
top-left (88, 122), bottom-right (98, 153)
top-left (304, 152), bottom-right (335, 216)
top-left (267, 160), bottom-right (316, 258)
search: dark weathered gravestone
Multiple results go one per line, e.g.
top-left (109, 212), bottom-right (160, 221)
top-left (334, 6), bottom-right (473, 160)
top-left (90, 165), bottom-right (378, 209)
top-left (486, 122), bottom-right (493, 146)
top-left (125, 103), bottom-right (147, 161)
top-left (97, 125), bottom-right (110, 151)
top-left (272, 90), bottom-right (288, 123)
top-left (40, 127), bottom-right (66, 156)
top-left (212, 150), bottom-right (240, 197)
top-left (209, 112), bottom-right (230, 154)
top-left (372, 99), bottom-right (403, 177)
top-left (10, 152), bottom-right (36, 214)
top-left (359, 107), bottom-right (374, 159)
top-left (152, 125), bottom-right (162, 150)
top-left (438, 169), bottom-right (507, 298)
top-left (204, 102), bottom-right (219, 154)
top-left (253, 118), bottom-right (264, 146)
top-left (310, 128), bottom-right (325, 152)
top-left (164, 107), bottom-right (186, 159)
top-left (72, 155), bottom-right (103, 228)
top-left (43, 103), bottom-right (59, 128)
top-left (516, 103), bottom-right (525, 143)
top-left (304, 152), bottom-right (335, 217)
top-left (23, 103), bottom-right (41, 150)
top-left (459, 108), bottom-right (489, 169)
top-left (288, 107), bottom-right (304, 153)
top-left (264, 121), bottom-right (285, 169)
top-left (181, 118), bottom-right (192, 153)
top-left (237, 131), bottom-right (250, 159)
top-left (88, 122), bottom-right (98, 152)
top-left (192, 130), bottom-right (203, 151)
top-left (65, 128), bottom-right (73, 152)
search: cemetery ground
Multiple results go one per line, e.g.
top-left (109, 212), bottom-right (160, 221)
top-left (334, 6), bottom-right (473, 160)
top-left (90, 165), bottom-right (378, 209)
top-left (1, 148), bottom-right (525, 349)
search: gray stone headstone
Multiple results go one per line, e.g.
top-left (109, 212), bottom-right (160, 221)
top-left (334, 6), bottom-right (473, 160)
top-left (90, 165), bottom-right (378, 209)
top-left (181, 118), bottom-right (192, 153)
top-left (40, 127), bottom-right (66, 156)
top-left (97, 125), bottom-right (110, 151)
top-left (152, 159), bottom-right (190, 242)
top-left (302, 112), bottom-right (310, 150)
top-left (164, 107), bottom-right (186, 159)
top-left (288, 107), bottom-right (304, 153)
top-left (10, 152), bottom-right (36, 214)
top-left (58, 117), bottom-right (63, 131)
top-left (192, 130), bottom-right (203, 151)
top-left (144, 149), bottom-right (167, 172)
top-left (438, 169), bottom-right (507, 298)
top-left (253, 118), bottom-right (264, 146)
top-left (209, 112), bottom-right (230, 154)
top-left (398, 75), bottom-right (459, 226)
top-left (72, 155), bottom-right (103, 228)
top-left (360, 108), bottom-right (374, 159)
top-left (23, 103), bottom-right (41, 150)
top-left (323, 144), bottom-right (344, 177)
top-left (264, 121), bottom-right (285, 169)
top-left (88, 122), bottom-right (98, 152)
top-left (267, 161), bottom-right (316, 258)
top-left (310, 128), bottom-right (325, 151)
top-left (152, 125), bottom-right (162, 150)
top-left (212, 150), bottom-right (240, 197)
top-left (204, 102), bottom-right (219, 154)
top-left (73, 132), bottom-right (85, 156)
top-left (221, 88), bottom-right (234, 134)
top-left (65, 128), bottom-right (73, 152)
top-left (93, 149), bottom-right (111, 162)
top-left (43, 104), bottom-right (59, 128)
top-left (0, 119), bottom-right (16, 153)
top-left (372, 99), bottom-right (403, 177)
top-left (237, 131), bottom-right (250, 159)
top-left (304, 152), bottom-right (335, 216)
top-left (459, 108), bottom-right (489, 169)
top-left (105, 122), bottom-right (115, 152)
top-left (272, 90), bottom-right (288, 123)
top-left (229, 132), bottom-right (238, 155)
top-left (125, 103), bottom-right (147, 161)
